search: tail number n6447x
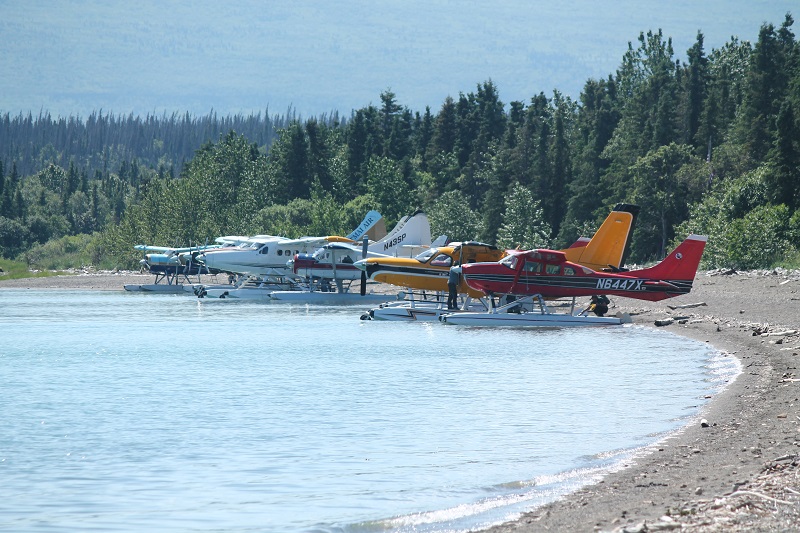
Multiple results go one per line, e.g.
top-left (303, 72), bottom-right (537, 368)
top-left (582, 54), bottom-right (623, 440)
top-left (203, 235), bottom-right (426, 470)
top-left (383, 233), bottom-right (406, 251)
top-left (595, 278), bottom-right (645, 291)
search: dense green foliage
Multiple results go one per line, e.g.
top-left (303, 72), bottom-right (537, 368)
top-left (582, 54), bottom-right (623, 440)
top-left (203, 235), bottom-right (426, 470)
top-left (2, 15), bottom-right (799, 271)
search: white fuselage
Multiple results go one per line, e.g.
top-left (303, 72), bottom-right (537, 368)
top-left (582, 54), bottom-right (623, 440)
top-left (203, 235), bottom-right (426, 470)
top-left (198, 237), bottom-right (322, 277)
top-left (290, 211), bottom-right (434, 281)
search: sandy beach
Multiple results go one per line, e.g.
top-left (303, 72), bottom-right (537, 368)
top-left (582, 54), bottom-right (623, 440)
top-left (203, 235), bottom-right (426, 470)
top-left (2, 269), bottom-right (799, 531)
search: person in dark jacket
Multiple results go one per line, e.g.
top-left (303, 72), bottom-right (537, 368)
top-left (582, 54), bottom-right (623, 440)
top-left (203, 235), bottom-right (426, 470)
top-left (447, 264), bottom-right (462, 309)
top-left (590, 294), bottom-right (610, 316)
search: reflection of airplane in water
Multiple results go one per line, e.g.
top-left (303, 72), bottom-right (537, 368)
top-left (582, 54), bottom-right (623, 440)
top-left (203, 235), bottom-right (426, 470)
top-left (356, 204), bottom-right (640, 320)
top-left (438, 234), bottom-right (707, 327)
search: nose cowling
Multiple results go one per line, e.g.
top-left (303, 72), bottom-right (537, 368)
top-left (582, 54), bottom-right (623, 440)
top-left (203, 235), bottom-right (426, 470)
top-left (291, 253), bottom-right (317, 274)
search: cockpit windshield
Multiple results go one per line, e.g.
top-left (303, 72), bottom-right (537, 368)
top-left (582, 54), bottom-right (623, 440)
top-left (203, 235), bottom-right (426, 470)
top-left (499, 255), bottom-right (518, 269)
top-left (414, 248), bottom-right (439, 263)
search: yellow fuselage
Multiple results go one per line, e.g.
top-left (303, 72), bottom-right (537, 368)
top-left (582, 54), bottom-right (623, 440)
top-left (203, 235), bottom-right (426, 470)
top-left (366, 243), bottom-right (505, 297)
top-left (363, 205), bottom-right (637, 296)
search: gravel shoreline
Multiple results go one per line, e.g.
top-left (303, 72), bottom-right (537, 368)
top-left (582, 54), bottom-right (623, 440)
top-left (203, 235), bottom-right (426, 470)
top-left (3, 269), bottom-right (799, 531)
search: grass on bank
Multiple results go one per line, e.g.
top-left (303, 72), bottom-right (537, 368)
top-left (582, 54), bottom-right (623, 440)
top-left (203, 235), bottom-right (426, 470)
top-left (776, 250), bottom-right (800, 270)
top-left (0, 258), bottom-right (68, 280)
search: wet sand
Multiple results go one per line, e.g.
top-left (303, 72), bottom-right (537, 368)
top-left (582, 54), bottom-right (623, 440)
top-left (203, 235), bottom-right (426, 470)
top-left (2, 269), bottom-right (800, 531)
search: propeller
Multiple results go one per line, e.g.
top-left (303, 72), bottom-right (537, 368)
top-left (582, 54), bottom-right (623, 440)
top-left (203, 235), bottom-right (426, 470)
top-left (360, 236), bottom-right (368, 296)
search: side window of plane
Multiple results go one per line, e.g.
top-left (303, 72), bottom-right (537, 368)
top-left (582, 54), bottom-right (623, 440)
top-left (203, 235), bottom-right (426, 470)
top-left (545, 264), bottom-right (560, 275)
top-left (259, 246), bottom-right (269, 255)
top-left (285, 250), bottom-right (291, 257)
top-left (342, 255), bottom-right (354, 264)
top-left (277, 250), bottom-right (283, 256)
top-left (430, 254), bottom-right (452, 267)
top-left (563, 266), bottom-right (575, 276)
top-left (524, 261), bottom-right (542, 273)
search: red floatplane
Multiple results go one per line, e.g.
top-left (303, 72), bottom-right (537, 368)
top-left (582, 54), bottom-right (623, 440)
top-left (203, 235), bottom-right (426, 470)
top-left (439, 234), bottom-right (707, 327)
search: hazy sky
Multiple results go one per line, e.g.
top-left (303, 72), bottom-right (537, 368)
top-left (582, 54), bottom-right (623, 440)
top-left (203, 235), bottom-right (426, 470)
top-left (1, 1), bottom-right (795, 118)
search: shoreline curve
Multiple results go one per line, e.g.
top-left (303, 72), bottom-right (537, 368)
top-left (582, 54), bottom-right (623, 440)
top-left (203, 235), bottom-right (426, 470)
top-left (2, 269), bottom-right (799, 531)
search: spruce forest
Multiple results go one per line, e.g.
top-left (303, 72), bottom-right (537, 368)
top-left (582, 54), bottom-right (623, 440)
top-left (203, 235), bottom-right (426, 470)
top-left (1, 16), bottom-right (799, 271)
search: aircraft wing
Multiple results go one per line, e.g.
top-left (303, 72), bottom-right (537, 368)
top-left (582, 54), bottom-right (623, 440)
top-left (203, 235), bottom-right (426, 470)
top-left (282, 236), bottom-right (336, 248)
top-left (324, 242), bottom-right (362, 252)
top-left (135, 244), bottom-right (221, 254)
top-left (134, 245), bottom-right (176, 253)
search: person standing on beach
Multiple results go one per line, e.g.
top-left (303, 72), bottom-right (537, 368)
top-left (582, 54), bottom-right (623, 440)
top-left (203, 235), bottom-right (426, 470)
top-left (447, 264), bottom-right (462, 309)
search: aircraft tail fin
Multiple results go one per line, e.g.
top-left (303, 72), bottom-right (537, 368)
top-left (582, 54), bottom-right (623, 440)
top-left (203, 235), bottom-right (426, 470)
top-left (372, 210), bottom-right (432, 254)
top-left (431, 235), bottom-right (449, 247)
top-left (346, 210), bottom-right (382, 241)
top-left (636, 235), bottom-right (707, 281)
top-left (366, 218), bottom-right (387, 241)
top-left (566, 236), bottom-right (591, 249)
top-left (563, 204), bottom-right (639, 271)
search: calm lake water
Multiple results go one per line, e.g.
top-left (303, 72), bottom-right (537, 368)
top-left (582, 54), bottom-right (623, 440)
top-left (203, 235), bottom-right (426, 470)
top-left (0, 289), bottom-right (739, 532)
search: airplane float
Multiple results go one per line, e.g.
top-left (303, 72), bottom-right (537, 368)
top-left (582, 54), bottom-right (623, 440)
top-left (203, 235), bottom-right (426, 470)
top-left (438, 234), bottom-right (707, 327)
top-left (355, 204), bottom-right (640, 320)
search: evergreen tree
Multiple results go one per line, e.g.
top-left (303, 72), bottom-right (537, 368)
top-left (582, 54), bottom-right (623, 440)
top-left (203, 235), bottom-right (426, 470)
top-left (455, 93), bottom-right (478, 168)
top-left (285, 123), bottom-right (310, 199)
top-left (379, 89), bottom-right (402, 158)
top-left (413, 107), bottom-right (434, 171)
top-left (496, 184), bottom-right (552, 250)
top-left (474, 80), bottom-right (506, 157)
top-left (629, 143), bottom-right (706, 258)
top-left (428, 190), bottom-right (483, 242)
top-left (429, 96), bottom-right (457, 156)
top-left (734, 17), bottom-right (794, 160)
top-left (546, 93), bottom-right (572, 237)
top-left (365, 156), bottom-right (412, 224)
top-left (559, 77), bottom-right (619, 245)
top-left (767, 101), bottom-right (800, 209)
top-left (306, 119), bottom-right (333, 193)
top-left (346, 109), bottom-right (369, 191)
top-left (683, 32), bottom-right (708, 151)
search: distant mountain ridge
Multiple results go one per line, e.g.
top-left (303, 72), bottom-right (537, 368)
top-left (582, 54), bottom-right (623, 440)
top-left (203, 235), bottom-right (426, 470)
top-left (0, 1), bottom-right (795, 119)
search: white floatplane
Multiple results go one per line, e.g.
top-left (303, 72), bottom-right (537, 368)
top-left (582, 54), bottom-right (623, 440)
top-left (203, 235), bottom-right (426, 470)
top-left (191, 211), bottom-right (385, 299)
top-left (270, 241), bottom-right (401, 305)
top-left (288, 210), bottom-right (435, 281)
top-left (270, 211), bottom-right (435, 304)
top-left (194, 211), bottom-right (383, 279)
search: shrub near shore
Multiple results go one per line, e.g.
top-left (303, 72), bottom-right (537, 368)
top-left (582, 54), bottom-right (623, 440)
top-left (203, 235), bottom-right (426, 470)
top-left (0, 258), bottom-right (64, 280)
